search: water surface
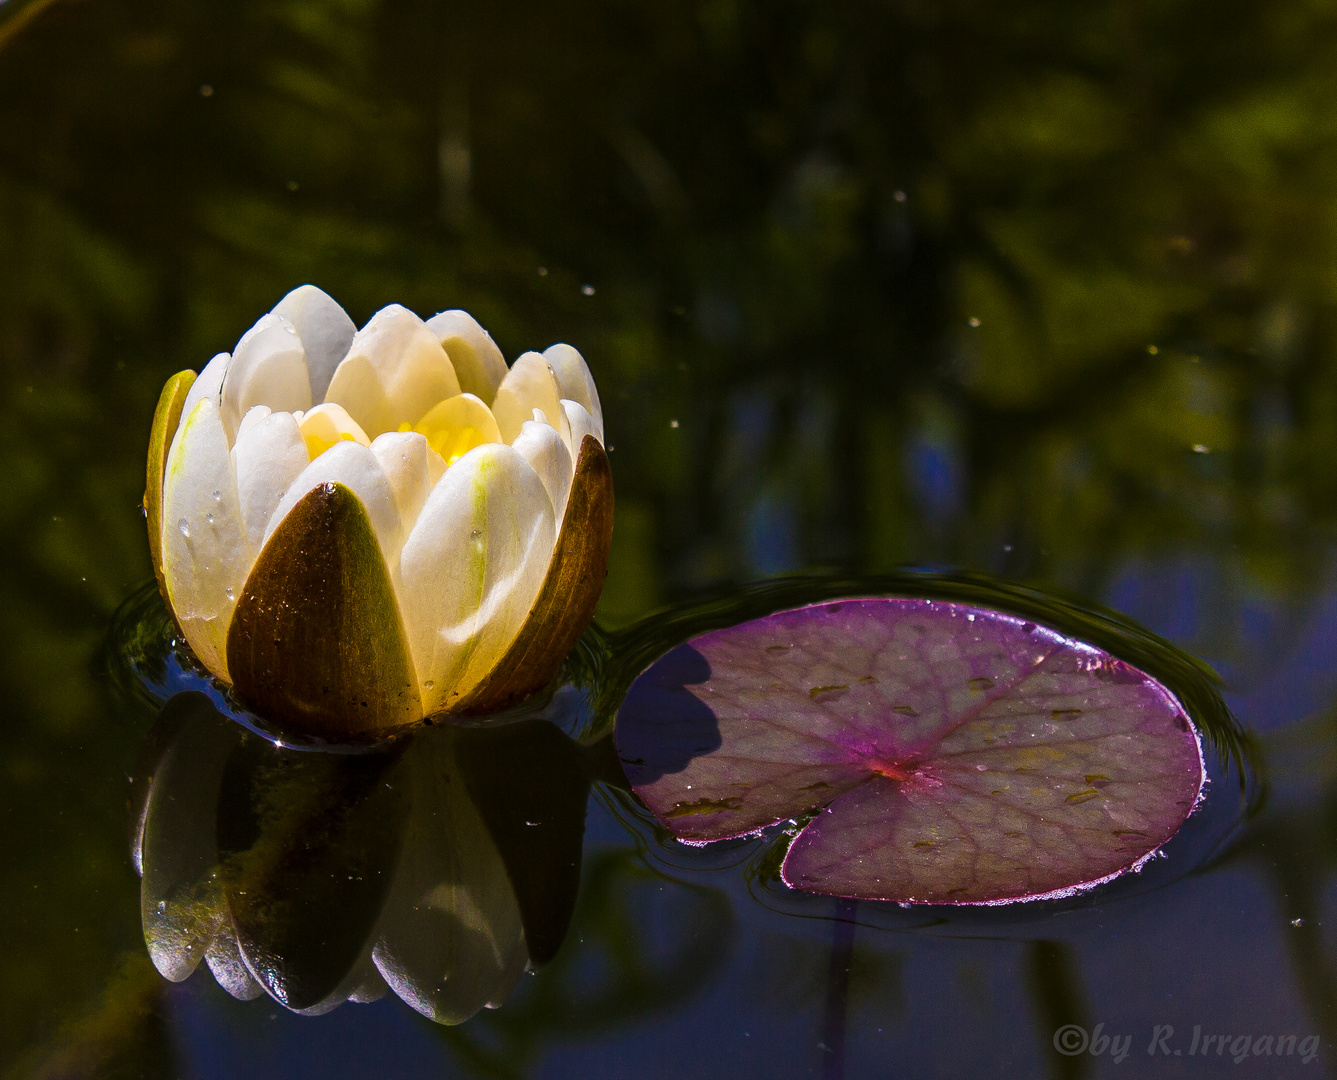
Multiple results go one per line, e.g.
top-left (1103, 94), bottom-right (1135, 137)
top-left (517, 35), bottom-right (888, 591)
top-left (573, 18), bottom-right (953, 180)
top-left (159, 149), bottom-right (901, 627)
top-left (3, 0), bottom-right (1337, 1075)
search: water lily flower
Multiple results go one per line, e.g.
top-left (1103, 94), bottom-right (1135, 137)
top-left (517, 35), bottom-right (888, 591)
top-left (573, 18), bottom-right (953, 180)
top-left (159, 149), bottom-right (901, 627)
top-left (145, 286), bottom-right (612, 738)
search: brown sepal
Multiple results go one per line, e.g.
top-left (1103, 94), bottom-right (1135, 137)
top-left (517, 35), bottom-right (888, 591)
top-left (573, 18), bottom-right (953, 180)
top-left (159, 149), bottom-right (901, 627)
top-left (453, 434), bottom-right (614, 716)
top-left (227, 481), bottom-right (421, 739)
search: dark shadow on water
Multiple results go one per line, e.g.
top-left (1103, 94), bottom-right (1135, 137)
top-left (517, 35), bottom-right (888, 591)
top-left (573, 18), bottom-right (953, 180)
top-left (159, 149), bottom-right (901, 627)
top-left (611, 642), bottom-right (719, 785)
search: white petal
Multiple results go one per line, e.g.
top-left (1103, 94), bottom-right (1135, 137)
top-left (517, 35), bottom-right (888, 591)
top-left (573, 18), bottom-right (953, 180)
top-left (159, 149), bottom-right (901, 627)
top-left (398, 444), bottom-right (556, 715)
top-left (371, 430), bottom-right (436, 532)
top-left (317, 352), bottom-right (386, 437)
top-left (232, 411), bottom-right (309, 553)
top-left (425, 310), bottom-right (508, 404)
top-left (272, 284), bottom-right (356, 401)
top-left (221, 313), bottom-right (313, 443)
top-left (178, 352), bottom-right (229, 431)
top-left (138, 704), bottom-right (239, 983)
top-left (561, 398), bottom-right (602, 452)
top-left (490, 351), bottom-right (572, 451)
top-left (325, 305), bottom-right (460, 437)
top-left (234, 404), bottom-right (271, 443)
top-left (161, 398), bottom-right (254, 680)
top-left (205, 921), bottom-right (265, 1001)
top-left (264, 440), bottom-right (403, 565)
top-left (425, 449), bottom-right (448, 488)
top-left (543, 343), bottom-right (603, 438)
top-left (511, 418), bottom-right (572, 523)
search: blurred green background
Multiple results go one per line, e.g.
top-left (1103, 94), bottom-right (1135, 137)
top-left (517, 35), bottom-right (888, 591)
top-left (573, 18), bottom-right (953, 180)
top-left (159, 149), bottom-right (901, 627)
top-left (4, 0), bottom-right (1337, 1073)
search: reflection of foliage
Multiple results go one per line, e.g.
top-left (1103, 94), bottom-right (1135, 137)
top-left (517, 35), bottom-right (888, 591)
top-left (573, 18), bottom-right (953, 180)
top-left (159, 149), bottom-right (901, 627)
top-left (1027, 941), bottom-right (1091, 1080)
top-left (747, 927), bottom-right (904, 1019)
top-left (1216, 713), bottom-right (1337, 1073)
top-left (3, 0), bottom-right (1337, 1067)
top-left (436, 850), bottom-right (734, 1080)
top-left (2, 0), bottom-right (1333, 635)
top-left (4, 953), bottom-right (171, 1080)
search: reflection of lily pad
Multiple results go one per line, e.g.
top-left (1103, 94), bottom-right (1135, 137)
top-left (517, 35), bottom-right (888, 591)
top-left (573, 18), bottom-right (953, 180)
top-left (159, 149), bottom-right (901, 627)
top-left (616, 598), bottom-right (1205, 904)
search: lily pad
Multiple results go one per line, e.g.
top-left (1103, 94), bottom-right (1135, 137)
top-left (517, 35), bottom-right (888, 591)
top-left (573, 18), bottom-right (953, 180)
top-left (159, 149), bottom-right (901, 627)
top-left (616, 598), bottom-right (1205, 905)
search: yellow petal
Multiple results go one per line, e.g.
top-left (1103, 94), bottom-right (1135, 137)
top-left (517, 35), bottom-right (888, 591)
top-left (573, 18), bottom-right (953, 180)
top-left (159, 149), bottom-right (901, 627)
top-left (412, 393), bottom-right (502, 466)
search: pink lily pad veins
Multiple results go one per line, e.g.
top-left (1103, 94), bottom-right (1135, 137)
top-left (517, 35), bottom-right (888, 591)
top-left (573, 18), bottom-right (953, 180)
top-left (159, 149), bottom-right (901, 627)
top-left (616, 598), bottom-right (1205, 904)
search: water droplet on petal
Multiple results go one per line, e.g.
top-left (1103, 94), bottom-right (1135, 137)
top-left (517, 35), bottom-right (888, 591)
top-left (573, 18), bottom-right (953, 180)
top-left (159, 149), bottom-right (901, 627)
top-left (178, 519), bottom-right (189, 538)
top-left (211, 489), bottom-right (222, 501)
top-left (225, 587), bottom-right (234, 600)
top-left (424, 680), bottom-right (435, 690)
top-left (205, 513), bottom-right (214, 525)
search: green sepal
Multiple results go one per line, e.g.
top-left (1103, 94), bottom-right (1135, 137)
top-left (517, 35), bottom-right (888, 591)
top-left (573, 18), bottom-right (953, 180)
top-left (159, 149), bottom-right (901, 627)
top-left (227, 481), bottom-right (421, 739)
top-left (145, 370), bottom-right (197, 614)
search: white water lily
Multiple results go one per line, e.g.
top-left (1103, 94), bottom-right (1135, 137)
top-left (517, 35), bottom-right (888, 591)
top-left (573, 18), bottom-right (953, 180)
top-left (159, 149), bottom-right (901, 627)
top-left (145, 285), bottom-right (613, 737)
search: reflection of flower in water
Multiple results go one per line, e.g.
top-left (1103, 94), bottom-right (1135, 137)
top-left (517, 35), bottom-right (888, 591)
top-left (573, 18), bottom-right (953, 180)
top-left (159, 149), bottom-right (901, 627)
top-left (131, 691), bottom-right (592, 1023)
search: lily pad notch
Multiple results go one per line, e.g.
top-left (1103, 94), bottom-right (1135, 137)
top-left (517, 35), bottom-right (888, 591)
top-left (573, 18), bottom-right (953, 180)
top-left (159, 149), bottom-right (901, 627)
top-left (616, 597), bottom-right (1206, 906)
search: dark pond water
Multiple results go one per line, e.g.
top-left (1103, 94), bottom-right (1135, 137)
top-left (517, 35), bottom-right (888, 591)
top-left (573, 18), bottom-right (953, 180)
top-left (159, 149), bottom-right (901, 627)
top-left (4, 0), bottom-right (1337, 1075)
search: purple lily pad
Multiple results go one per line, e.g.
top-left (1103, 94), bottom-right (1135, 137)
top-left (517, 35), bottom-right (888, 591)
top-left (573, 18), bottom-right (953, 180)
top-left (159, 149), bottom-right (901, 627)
top-left (616, 598), bottom-right (1205, 905)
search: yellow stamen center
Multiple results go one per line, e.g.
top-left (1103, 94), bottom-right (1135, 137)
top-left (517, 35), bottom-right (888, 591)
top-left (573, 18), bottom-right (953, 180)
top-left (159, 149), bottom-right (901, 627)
top-left (298, 402), bottom-right (371, 461)
top-left (413, 393), bottom-right (502, 467)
